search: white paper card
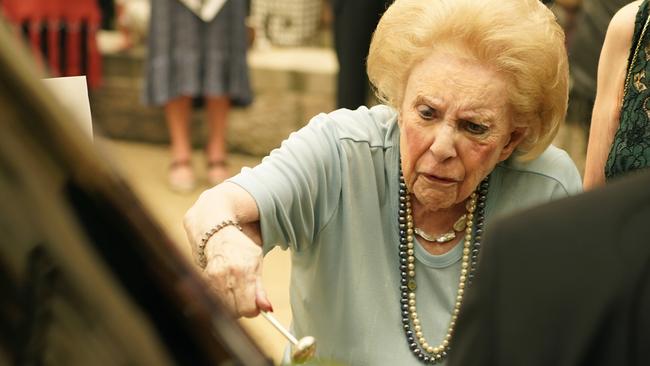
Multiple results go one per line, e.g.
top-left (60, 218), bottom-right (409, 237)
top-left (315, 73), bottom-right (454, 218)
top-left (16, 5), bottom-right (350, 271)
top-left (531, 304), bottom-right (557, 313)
top-left (42, 76), bottom-right (94, 140)
top-left (178, 0), bottom-right (227, 22)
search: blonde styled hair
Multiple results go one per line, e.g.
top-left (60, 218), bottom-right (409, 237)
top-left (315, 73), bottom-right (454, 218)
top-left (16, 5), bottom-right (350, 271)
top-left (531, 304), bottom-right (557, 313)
top-left (367, 0), bottom-right (568, 161)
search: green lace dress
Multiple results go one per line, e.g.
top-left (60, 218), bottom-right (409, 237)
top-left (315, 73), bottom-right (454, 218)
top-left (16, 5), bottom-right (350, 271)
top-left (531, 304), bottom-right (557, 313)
top-left (605, 0), bottom-right (650, 180)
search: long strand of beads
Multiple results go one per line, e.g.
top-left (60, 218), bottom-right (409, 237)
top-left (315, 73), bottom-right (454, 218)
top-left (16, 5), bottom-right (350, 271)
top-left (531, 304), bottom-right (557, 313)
top-left (398, 168), bottom-right (489, 364)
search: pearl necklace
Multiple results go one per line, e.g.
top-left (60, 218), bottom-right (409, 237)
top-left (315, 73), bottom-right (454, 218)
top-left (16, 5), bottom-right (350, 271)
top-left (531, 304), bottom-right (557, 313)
top-left (398, 169), bottom-right (489, 364)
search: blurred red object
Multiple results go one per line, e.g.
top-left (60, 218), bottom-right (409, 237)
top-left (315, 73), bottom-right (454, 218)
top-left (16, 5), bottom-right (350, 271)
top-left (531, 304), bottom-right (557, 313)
top-left (1, 0), bottom-right (102, 88)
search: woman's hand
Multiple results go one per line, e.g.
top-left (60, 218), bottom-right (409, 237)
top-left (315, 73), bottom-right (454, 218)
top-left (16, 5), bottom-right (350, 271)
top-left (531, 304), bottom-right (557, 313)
top-left (183, 182), bottom-right (272, 317)
top-left (202, 227), bottom-right (273, 317)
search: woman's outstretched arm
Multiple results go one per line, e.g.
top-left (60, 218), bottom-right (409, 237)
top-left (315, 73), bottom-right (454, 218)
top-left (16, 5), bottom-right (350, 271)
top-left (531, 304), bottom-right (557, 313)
top-left (184, 181), bottom-right (272, 317)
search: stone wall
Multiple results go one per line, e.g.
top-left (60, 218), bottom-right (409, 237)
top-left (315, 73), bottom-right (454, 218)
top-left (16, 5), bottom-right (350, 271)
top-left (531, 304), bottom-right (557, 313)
top-left (90, 45), bottom-right (336, 157)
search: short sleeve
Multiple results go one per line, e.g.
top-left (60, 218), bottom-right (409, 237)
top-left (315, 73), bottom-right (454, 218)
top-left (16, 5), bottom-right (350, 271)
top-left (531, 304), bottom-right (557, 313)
top-left (228, 113), bottom-right (344, 254)
top-left (486, 145), bottom-right (583, 221)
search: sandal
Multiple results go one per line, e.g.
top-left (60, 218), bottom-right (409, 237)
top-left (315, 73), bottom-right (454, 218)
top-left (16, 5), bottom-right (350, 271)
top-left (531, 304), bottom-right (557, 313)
top-left (168, 160), bottom-right (196, 193)
top-left (207, 160), bottom-right (230, 186)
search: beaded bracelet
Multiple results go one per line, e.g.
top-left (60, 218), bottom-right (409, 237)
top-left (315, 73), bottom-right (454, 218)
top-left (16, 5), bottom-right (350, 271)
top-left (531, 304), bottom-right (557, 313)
top-left (198, 219), bottom-right (243, 268)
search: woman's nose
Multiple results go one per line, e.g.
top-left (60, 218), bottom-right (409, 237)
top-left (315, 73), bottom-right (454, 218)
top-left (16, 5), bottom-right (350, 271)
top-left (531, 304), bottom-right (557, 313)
top-left (429, 126), bottom-right (457, 161)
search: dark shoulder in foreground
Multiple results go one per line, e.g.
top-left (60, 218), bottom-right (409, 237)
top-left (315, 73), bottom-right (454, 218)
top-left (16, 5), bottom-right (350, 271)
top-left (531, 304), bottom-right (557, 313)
top-left (492, 169), bottom-right (650, 247)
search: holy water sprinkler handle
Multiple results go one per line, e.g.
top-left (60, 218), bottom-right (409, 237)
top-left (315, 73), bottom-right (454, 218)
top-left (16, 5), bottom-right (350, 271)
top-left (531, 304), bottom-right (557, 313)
top-left (260, 311), bottom-right (317, 364)
top-left (260, 311), bottom-right (299, 344)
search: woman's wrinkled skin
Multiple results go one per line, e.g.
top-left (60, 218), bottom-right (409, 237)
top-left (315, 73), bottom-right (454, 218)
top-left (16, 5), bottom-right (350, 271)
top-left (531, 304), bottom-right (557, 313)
top-left (399, 51), bottom-right (526, 238)
top-left (184, 183), bottom-right (272, 317)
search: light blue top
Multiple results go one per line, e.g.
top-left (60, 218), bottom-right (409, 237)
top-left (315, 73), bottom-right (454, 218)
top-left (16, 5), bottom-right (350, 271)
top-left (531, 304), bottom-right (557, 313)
top-left (229, 105), bottom-right (582, 365)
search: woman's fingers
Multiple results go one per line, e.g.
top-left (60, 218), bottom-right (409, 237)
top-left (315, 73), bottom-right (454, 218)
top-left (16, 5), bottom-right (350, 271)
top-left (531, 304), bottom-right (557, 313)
top-left (205, 264), bottom-right (238, 314)
top-left (233, 270), bottom-right (262, 317)
top-left (202, 231), bottom-right (268, 317)
top-left (255, 276), bottom-right (273, 313)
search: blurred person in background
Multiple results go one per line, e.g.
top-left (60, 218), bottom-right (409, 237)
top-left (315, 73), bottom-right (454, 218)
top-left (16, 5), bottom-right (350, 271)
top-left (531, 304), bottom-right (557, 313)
top-left (584, 0), bottom-right (650, 189)
top-left (143, 0), bottom-right (252, 193)
top-left (184, 0), bottom-right (581, 364)
top-left (331, 0), bottom-right (391, 109)
top-left (547, 0), bottom-right (628, 174)
top-left (565, 0), bottom-right (627, 129)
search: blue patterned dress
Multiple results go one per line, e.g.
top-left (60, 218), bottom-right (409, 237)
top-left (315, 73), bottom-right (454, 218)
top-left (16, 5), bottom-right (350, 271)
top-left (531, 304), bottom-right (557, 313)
top-left (142, 0), bottom-right (252, 107)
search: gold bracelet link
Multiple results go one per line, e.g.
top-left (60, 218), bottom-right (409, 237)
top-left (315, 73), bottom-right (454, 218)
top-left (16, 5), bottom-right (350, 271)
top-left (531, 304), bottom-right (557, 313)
top-left (198, 219), bottom-right (243, 268)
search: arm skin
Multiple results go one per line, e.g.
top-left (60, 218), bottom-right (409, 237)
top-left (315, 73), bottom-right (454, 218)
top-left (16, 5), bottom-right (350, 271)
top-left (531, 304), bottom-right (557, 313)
top-left (583, 1), bottom-right (639, 190)
top-left (183, 182), bottom-right (273, 317)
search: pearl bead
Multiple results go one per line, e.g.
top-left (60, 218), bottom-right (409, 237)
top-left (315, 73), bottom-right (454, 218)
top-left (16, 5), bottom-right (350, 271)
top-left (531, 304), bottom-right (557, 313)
top-left (397, 169), bottom-right (489, 364)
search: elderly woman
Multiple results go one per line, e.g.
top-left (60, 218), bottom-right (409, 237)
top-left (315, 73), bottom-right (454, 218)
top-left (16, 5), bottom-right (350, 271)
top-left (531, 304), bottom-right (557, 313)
top-left (184, 0), bottom-right (581, 364)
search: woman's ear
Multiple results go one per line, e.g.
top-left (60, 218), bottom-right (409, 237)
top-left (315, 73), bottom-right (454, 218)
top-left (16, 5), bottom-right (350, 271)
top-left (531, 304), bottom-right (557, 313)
top-left (498, 127), bottom-right (527, 161)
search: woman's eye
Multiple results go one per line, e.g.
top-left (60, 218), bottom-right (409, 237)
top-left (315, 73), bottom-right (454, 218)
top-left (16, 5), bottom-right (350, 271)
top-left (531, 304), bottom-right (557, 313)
top-left (416, 105), bottom-right (437, 120)
top-left (463, 120), bottom-right (489, 135)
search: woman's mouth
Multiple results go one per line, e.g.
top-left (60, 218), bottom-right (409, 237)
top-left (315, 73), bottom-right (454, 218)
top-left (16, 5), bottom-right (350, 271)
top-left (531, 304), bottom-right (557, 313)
top-left (422, 173), bottom-right (459, 185)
